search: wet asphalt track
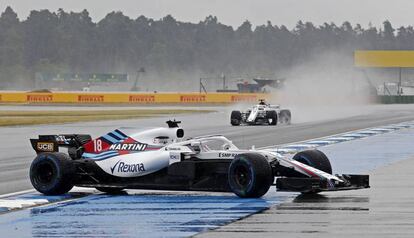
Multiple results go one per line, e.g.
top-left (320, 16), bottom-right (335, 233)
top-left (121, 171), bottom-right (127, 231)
top-left (1, 114), bottom-right (414, 237)
top-left (1, 104), bottom-right (414, 237)
top-left (2, 104), bottom-right (414, 195)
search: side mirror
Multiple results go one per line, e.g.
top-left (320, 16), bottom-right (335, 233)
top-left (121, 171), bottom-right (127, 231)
top-left (222, 144), bottom-right (231, 150)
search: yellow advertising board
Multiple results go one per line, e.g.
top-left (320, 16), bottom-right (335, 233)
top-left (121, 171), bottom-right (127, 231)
top-left (354, 50), bottom-right (414, 68)
top-left (0, 91), bottom-right (270, 104)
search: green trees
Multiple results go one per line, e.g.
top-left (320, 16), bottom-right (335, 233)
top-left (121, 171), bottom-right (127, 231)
top-left (0, 6), bottom-right (413, 89)
top-left (56, 9), bottom-right (96, 72)
top-left (0, 7), bottom-right (24, 87)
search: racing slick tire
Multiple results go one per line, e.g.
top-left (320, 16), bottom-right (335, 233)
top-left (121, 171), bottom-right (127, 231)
top-left (293, 149), bottom-right (332, 174)
top-left (266, 110), bottom-right (278, 125)
top-left (228, 153), bottom-right (273, 198)
top-left (231, 110), bottom-right (242, 126)
top-left (95, 187), bottom-right (125, 194)
top-left (293, 150), bottom-right (332, 194)
top-left (30, 152), bottom-right (75, 195)
top-left (279, 110), bottom-right (291, 125)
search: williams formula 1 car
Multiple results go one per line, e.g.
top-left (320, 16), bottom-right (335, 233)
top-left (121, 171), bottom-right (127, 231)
top-left (29, 121), bottom-right (369, 198)
top-left (231, 99), bottom-right (292, 126)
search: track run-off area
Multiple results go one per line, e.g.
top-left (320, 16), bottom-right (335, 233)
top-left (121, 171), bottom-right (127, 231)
top-left (1, 104), bottom-right (414, 237)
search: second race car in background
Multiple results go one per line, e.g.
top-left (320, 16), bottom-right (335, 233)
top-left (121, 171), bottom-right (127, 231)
top-left (230, 99), bottom-right (292, 126)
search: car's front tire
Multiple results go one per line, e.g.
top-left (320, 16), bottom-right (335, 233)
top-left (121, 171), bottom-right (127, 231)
top-left (293, 150), bottom-right (333, 194)
top-left (266, 110), bottom-right (278, 125)
top-left (228, 153), bottom-right (273, 198)
top-left (30, 152), bottom-right (75, 195)
top-left (293, 149), bottom-right (332, 174)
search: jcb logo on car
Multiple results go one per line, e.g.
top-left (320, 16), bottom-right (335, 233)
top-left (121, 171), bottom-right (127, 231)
top-left (37, 142), bottom-right (55, 152)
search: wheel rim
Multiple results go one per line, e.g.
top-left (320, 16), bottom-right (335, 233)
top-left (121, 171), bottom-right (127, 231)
top-left (34, 161), bottom-right (56, 185)
top-left (234, 165), bottom-right (251, 188)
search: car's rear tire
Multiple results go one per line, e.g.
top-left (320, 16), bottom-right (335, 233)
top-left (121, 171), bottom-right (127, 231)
top-left (279, 110), bottom-right (291, 125)
top-left (30, 152), bottom-right (75, 195)
top-left (293, 149), bottom-right (332, 174)
top-left (228, 153), bottom-right (273, 198)
top-left (96, 187), bottom-right (125, 194)
top-left (231, 110), bottom-right (242, 126)
top-left (266, 110), bottom-right (278, 125)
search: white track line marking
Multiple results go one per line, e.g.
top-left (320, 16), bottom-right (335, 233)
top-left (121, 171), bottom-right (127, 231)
top-left (0, 189), bottom-right (35, 199)
top-left (260, 120), bottom-right (414, 155)
top-left (0, 199), bottom-right (49, 209)
top-left (259, 120), bottom-right (414, 150)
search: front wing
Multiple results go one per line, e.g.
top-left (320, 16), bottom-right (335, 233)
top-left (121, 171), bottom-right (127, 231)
top-left (276, 174), bottom-right (369, 193)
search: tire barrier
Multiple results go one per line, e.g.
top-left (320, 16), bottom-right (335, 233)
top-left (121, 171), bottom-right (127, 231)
top-left (0, 91), bottom-right (270, 104)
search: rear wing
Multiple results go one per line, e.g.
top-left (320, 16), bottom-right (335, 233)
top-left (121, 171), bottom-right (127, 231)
top-left (30, 134), bottom-right (92, 154)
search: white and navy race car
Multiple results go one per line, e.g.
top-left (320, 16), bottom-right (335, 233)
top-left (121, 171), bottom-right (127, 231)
top-left (231, 99), bottom-right (291, 126)
top-left (29, 121), bottom-right (369, 198)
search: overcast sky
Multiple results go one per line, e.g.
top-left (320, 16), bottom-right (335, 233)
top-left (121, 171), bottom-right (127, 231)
top-left (2, 0), bottom-right (414, 29)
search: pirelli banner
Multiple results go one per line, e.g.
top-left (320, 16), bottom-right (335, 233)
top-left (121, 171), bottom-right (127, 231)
top-left (0, 92), bottom-right (270, 104)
